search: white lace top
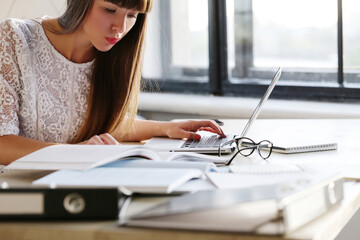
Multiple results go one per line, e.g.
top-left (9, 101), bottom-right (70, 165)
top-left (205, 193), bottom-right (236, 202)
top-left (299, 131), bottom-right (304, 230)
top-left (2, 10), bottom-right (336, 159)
top-left (0, 18), bottom-right (93, 143)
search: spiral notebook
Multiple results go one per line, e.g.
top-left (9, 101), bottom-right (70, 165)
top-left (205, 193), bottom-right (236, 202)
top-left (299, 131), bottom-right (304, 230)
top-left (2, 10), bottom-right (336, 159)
top-left (271, 142), bottom-right (338, 154)
top-left (239, 139), bottom-right (338, 154)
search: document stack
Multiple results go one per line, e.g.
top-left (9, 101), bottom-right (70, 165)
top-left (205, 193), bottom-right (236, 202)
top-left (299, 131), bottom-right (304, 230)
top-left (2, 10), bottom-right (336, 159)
top-left (122, 170), bottom-right (344, 235)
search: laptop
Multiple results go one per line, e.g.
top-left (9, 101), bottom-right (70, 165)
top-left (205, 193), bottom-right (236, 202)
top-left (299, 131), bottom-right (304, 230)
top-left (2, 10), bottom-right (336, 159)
top-left (145, 67), bottom-right (282, 154)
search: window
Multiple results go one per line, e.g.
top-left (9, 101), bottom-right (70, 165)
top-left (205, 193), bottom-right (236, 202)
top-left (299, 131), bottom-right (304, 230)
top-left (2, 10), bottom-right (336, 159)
top-left (143, 0), bottom-right (210, 88)
top-left (343, 0), bottom-right (360, 84)
top-left (252, 0), bottom-right (337, 70)
top-left (143, 0), bottom-right (360, 101)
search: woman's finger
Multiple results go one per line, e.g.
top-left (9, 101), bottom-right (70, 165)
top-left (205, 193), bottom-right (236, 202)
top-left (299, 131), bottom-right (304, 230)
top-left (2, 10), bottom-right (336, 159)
top-left (198, 127), bottom-right (217, 134)
top-left (99, 133), bottom-right (119, 145)
top-left (190, 120), bottom-right (225, 137)
top-left (86, 135), bottom-right (104, 145)
top-left (181, 130), bottom-right (201, 140)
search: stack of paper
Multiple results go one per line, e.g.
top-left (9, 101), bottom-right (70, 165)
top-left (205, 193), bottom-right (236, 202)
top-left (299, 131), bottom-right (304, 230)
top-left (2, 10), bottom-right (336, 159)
top-left (32, 168), bottom-right (204, 194)
top-left (123, 170), bottom-right (344, 234)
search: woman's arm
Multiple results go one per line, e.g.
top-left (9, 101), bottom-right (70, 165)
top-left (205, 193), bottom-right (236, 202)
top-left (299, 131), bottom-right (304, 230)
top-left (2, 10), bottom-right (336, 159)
top-left (0, 133), bottom-right (120, 165)
top-left (0, 135), bottom-right (56, 165)
top-left (121, 119), bottom-right (226, 142)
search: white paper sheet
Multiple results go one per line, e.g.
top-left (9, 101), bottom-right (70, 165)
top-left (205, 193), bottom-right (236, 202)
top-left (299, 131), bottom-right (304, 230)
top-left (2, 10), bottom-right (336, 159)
top-left (33, 168), bottom-right (203, 194)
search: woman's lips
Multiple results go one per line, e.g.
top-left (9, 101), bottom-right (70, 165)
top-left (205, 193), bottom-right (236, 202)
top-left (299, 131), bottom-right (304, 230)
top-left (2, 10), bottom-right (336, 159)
top-left (105, 37), bottom-right (120, 45)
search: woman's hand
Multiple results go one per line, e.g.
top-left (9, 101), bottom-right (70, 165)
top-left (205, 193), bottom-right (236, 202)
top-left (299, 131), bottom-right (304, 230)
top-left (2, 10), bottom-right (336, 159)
top-left (79, 133), bottom-right (120, 145)
top-left (162, 120), bottom-right (226, 140)
top-left (119, 119), bottom-right (226, 142)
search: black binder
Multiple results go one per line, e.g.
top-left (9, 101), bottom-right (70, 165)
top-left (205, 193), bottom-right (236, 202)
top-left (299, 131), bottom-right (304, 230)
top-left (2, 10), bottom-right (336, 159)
top-left (0, 188), bottom-right (120, 220)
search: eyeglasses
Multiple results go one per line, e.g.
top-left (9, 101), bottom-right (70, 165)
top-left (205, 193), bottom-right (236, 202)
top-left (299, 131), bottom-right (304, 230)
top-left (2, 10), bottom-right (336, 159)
top-left (218, 137), bottom-right (273, 165)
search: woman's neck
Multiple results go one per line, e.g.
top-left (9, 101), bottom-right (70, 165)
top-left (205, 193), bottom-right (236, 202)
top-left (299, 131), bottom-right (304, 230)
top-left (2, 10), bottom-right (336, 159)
top-left (42, 18), bottom-right (96, 64)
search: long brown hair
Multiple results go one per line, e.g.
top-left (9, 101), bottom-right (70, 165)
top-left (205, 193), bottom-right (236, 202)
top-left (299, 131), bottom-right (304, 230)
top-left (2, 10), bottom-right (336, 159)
top-left (57, 0), bottom-right (153, 143)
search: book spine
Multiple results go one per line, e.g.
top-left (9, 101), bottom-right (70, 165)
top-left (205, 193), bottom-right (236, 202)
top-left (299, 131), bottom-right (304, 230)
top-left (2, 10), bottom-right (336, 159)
top-left (0, 188), bottom-right (119, 220)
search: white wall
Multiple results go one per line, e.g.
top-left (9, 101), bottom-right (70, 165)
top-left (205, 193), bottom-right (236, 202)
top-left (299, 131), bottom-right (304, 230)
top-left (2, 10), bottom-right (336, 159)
top-left (0, 0), bottom-right (66, 20)
top-left (138, 93), bottom-right (360, 120)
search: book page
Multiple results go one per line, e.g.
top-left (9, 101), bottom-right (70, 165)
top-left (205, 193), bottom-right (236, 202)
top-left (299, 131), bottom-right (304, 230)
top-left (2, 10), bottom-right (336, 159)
top-left (158, 151), bottom-right (233, 164)
top-left (6, 145), bottom-right (160, 171)
top-left (32, 168), bottom-right (203, 194)
top-left (206, 172), bottom-right (300, 189)
top-left (208, 163), bottom-right (329, 189)
top-left (101, 158), bottom-right (218, 173)
top-left (229, 163), bottom-right (303, 175)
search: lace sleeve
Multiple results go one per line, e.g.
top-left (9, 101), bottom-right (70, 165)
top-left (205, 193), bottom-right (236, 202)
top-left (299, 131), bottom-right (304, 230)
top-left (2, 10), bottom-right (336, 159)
top-left (0, 20), bottom-right (22, 136)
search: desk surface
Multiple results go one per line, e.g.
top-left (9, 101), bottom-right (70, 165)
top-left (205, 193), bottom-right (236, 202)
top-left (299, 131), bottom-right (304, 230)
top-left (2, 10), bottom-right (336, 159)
top-left (1, 119), bottom-right (360, 240)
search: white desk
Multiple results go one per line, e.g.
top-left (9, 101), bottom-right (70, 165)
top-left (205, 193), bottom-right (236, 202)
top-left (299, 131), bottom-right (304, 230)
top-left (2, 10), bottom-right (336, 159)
top-left (0, 119), bottom-right (360, 240)
top-left (224, 119), bottom-right (360, 179)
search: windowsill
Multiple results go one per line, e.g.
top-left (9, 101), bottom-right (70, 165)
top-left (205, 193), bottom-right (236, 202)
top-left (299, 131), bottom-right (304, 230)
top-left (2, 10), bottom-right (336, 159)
top-left (138, 92), bottom-right (360, 119)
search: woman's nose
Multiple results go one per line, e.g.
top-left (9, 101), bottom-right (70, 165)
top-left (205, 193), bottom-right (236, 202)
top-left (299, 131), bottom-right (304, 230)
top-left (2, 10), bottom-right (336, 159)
top-left (112, 16), bottom-right (126, 34)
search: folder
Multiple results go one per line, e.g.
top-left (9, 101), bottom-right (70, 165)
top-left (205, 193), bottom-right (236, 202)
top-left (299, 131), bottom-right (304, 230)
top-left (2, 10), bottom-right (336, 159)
top-left (122, 171), bottom-right (344, 234)
top-left (0, 188), bottom-right (120, 220)
top-left (32, 168), bottom-right (205, 194)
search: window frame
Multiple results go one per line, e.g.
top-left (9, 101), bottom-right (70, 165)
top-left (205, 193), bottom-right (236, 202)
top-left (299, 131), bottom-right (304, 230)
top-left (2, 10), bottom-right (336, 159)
top-left (142, 0), bottom-right (360, 102)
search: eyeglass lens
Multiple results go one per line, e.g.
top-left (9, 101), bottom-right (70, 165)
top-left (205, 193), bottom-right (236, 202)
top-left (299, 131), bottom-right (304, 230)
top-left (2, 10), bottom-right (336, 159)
top-left (237, 137), bottom-right (256, 156)
top-left (257, 140), bottom-right (273, 159)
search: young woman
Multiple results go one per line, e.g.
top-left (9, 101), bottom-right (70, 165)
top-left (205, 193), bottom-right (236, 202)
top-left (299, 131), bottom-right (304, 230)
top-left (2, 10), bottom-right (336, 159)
top-left (0, 0), bottom-right (225, 165)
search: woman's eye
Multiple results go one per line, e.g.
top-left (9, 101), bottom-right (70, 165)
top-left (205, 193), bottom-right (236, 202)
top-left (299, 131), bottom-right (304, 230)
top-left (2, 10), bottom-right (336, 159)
top-left (105, 8), bottom-right (116, 13)
top-left (128, 13), bottom-right (138, 19)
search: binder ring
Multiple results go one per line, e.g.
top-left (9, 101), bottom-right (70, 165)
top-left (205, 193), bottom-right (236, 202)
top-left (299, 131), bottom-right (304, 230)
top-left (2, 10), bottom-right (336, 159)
top-left (327, 182), bottom-right (337, 205)
top-left (63, 193), bottom-right (86, 214)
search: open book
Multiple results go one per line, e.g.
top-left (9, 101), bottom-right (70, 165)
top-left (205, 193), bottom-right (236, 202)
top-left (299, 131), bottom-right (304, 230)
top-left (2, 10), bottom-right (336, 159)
top-left (5, 145), bottom-right (231, 171)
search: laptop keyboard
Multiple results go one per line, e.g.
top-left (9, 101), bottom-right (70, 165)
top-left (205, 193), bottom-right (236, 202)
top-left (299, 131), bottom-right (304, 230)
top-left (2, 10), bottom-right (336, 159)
top-left (181, 135), bottom-right (232, 149)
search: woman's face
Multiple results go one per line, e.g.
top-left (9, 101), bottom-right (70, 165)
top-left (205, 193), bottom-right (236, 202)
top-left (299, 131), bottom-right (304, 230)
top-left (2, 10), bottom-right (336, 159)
top-left (83, 0), bottom-right (139, 52)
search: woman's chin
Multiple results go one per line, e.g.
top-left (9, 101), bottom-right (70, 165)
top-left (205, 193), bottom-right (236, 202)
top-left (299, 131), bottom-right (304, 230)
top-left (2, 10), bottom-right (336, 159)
top-left (94, 44), bottom-right (114, 53)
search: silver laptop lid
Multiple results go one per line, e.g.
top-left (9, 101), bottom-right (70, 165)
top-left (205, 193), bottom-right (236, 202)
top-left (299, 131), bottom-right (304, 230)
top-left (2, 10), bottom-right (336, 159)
top-left (240, 67), bottom-right (282, 137)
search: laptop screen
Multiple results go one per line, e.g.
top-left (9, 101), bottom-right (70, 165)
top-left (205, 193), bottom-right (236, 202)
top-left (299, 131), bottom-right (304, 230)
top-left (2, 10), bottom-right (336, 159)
top-left (240, 67), bottom-right (282, 137)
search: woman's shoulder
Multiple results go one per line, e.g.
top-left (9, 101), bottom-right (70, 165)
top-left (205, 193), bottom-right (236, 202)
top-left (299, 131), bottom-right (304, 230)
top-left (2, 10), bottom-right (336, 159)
top-left (0, 18), bottom-right (37, 32)
top-left (0, 18), bottom-right (42, 44)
